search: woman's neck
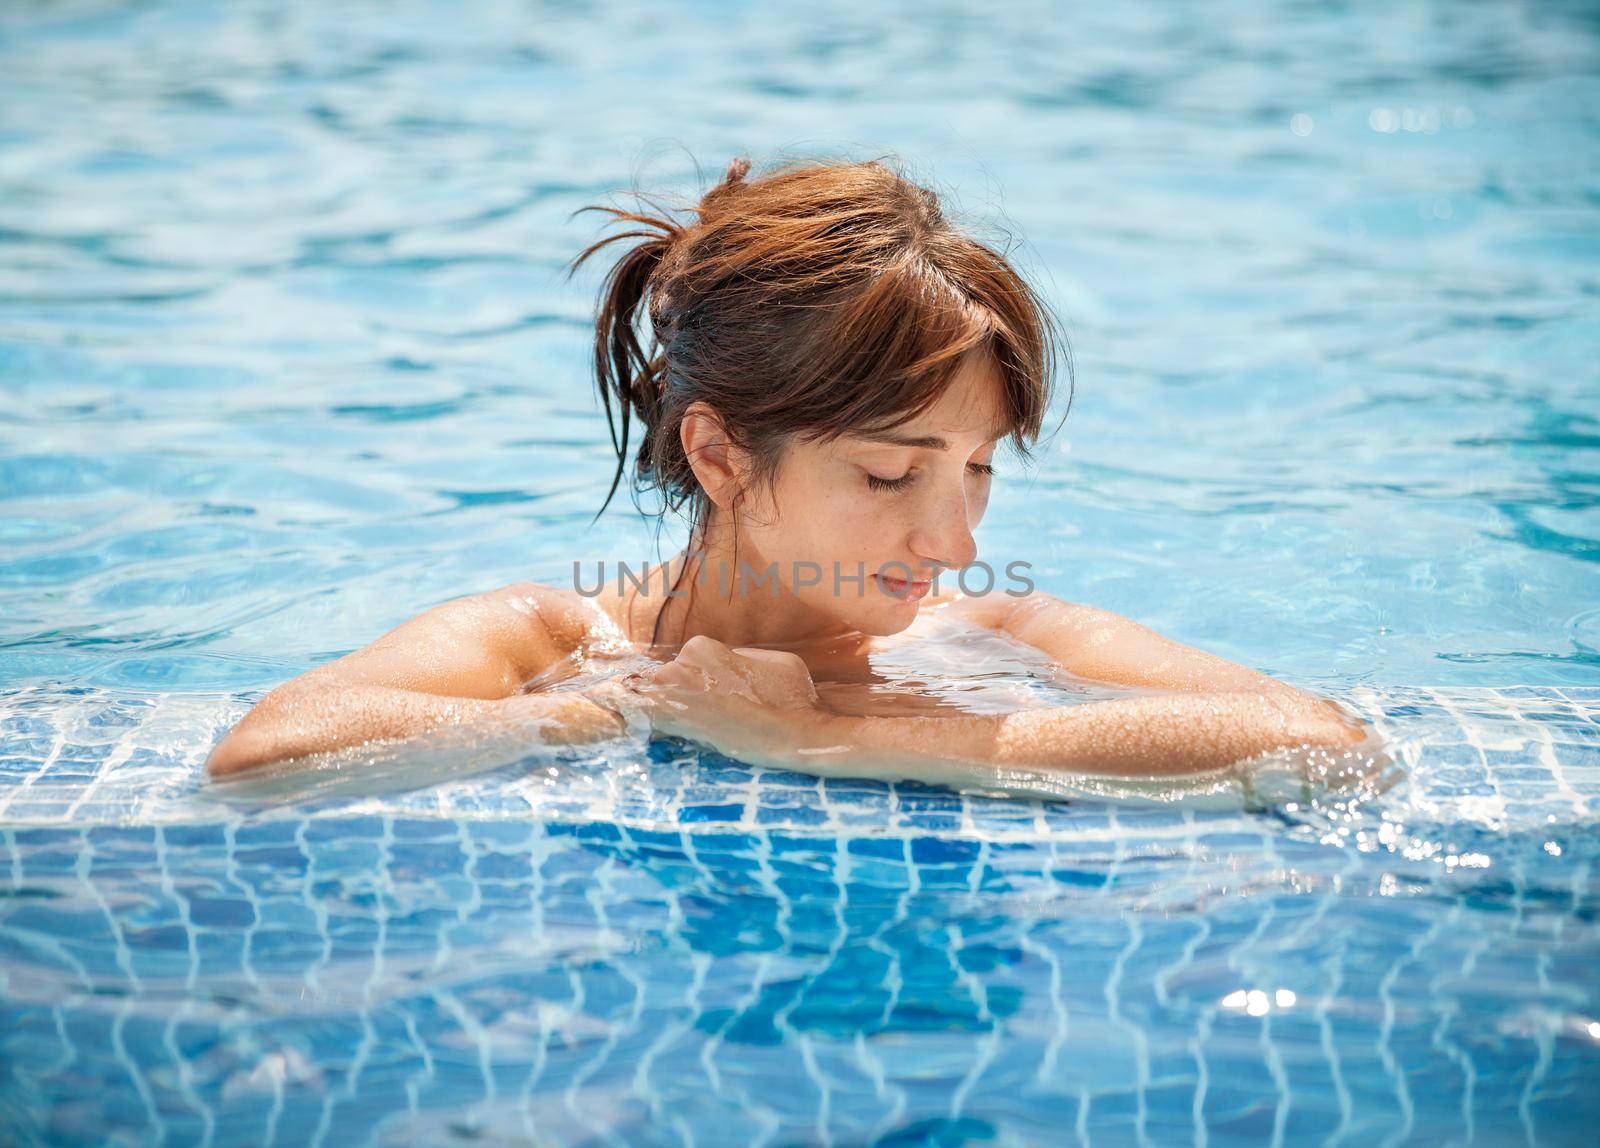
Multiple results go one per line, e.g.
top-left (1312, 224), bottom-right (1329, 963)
top-left (630, 523), bottom-right (863, 653)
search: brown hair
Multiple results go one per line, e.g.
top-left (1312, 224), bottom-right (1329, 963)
top-left (564, 153), bottom-right (1071, 640)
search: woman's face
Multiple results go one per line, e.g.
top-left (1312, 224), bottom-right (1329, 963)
top-left (739, 350), bottom-right (1010, 636)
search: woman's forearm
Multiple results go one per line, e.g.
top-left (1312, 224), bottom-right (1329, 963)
top-left (205, 684), bottom-right (625, 778)
top-left (799, 689), bottom-right (1367, 779)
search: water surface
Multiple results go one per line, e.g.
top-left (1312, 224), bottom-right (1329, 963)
top-left (1, 1), bottom-right (1597, 1144)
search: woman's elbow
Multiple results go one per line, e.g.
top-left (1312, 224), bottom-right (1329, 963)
top-left (204, 696), bottom-right (321, 776)
top-left (1237, 685), bottom-right (1370, 751)
top-left (204, 695), bottom-right (300, 778)
top-left (204, 727), bottom-right (275, 778)
top-left (1289, 694), bottom-right (1371, 749)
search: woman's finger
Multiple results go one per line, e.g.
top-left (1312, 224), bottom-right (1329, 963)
top-left (730, 647), bottom-right (806, 673)
top-left (674, 633), bottom-right (733, 669)
top-left (618, 667), bottom-right (664, 692)
top-left (651, 661), bottom-right (709, 691)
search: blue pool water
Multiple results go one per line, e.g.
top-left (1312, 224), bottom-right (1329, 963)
top-left (2, 0), bottom-right (1598, 1144)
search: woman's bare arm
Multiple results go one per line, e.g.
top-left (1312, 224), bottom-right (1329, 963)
top-left (789, 687), bottom-right (1367, 779)
top-left (634, 629), bottom-right (1374, 784)
top-left (205, 582), bottom-right (624, 778)
top-left (934, 589), bottom-right (1351, 708)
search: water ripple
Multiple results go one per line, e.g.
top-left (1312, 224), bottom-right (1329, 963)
top-left (0, 0), bottom-right (1594, 694)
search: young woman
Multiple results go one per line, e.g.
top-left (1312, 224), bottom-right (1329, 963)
top-left (206, 155), bottom-right (1372, 785)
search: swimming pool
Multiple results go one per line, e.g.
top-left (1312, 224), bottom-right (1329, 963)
top-left (2, 0), bottom-right (1597, 1144)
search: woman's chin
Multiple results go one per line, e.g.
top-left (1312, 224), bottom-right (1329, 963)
top-left (848, 599), bottom-right (921, 636)
top-left (791, 589), bottom-right (921, 639)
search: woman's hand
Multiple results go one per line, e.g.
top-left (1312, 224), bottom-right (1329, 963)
top-left (621, 634), bottom-right (826, 767)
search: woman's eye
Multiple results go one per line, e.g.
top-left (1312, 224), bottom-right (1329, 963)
top-left (866, 462), bottom-right (995, 492)
top-left (866, 471), bottom-right (914, 492)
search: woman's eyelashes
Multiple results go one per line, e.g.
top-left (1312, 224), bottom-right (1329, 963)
top-left (865, 471), bottom-right (915, 492)
top-left (865, 461), bottom-right (996, 492)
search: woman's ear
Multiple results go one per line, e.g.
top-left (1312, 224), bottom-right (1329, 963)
top-left (680, 401), bottom-right (749, 509)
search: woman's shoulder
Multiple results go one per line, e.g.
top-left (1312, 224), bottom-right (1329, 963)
top-left (919, 577), bottom-right (1051, 630)
top-left (478, 581), bottom-right (627, 654)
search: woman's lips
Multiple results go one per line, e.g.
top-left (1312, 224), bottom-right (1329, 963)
top-left (873, 573), bottom-right (932, 601)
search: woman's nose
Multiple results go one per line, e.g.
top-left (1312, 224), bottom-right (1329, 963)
top-left (909, 484), bottom-right (979, 570)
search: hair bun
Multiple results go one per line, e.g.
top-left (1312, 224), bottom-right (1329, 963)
top-left (699, 156), bottom-right (752, 215)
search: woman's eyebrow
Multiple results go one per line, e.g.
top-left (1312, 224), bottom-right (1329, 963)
top-left (855, 426), bottom-right (1009, 451)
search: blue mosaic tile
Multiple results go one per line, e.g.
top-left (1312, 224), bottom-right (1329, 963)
top-left (0, 683), bottom-right (1597, 1144)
